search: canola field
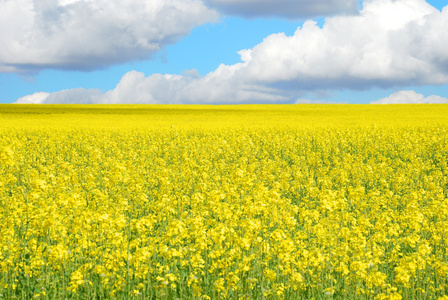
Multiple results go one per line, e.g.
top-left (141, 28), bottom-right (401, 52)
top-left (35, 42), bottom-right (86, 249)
top-left (1, 104), bottom-right (448, 299)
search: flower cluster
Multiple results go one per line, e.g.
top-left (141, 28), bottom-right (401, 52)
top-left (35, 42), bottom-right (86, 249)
top-left (1, 105), bottom-right (448, 299)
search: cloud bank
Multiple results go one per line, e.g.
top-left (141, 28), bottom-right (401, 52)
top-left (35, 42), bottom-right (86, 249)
top-left (240, 0), bottom-right (448, 90)
top-left (0, 0), bottom-right (218, 73)
top-left (371, 90), bottom-right (448, 104)
top-left (203, 0), bottom-right (359, 19)
top-left (14, 0), bottom-right (448, 104)
top-left (15, 92), bottom-right (50, 104)
top-left (16, 67), bottom-right (287, 104)
top-left (295, 99), bottom-right (346, 104)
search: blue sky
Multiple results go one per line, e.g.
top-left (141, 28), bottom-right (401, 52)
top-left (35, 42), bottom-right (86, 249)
top-left (1, 0), bottom-right (447, 104)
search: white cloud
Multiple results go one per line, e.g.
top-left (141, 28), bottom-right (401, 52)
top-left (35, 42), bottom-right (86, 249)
top-left (45, 88), bottom-right (104, 104)
top-left (295, 99), bottom-right (345, 104)
top-left (240, 0), bottom-right (448, 89)
top-left (15, 67), bottom-right (288, 104)
top-left (0, 0), bottom-right (218, 73)
top-left (14, 89), bottom-right (104, 104)
top-left (203, 0), bottom-right (359, 19)
top-left (14, 0), bottom-right (448, 104)
top-left (371, 90), bottom-right (448, 104)
top-left (15, 92), bottom-right (50, 104)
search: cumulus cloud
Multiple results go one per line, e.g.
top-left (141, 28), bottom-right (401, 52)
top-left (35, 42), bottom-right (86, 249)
top-left (240, 0), bottom-right (448, 89)
top-left (203, 0), bottom-right (359, 19)
top-left (371, 90), bottom-right (448, 104)
top-left (15, 89), bottom-right (103, 104)
top-left (103, 67), bottom-right (290, 104)
top-left (15, 92), bottom-right (51, 104)
top-left (14, 0), bottom-right (448, 104)
top-left (0, 0), bottom-right (218, 73)
top-left (15, 67), bottom-right (289, 104)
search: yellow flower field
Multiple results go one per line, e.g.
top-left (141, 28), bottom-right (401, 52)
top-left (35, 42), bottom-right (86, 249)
top-left (1, 104), bottom-right (448, 299)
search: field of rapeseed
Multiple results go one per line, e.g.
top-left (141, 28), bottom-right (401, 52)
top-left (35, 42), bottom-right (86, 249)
top-left (1, 104), bottom-right (448, 299)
